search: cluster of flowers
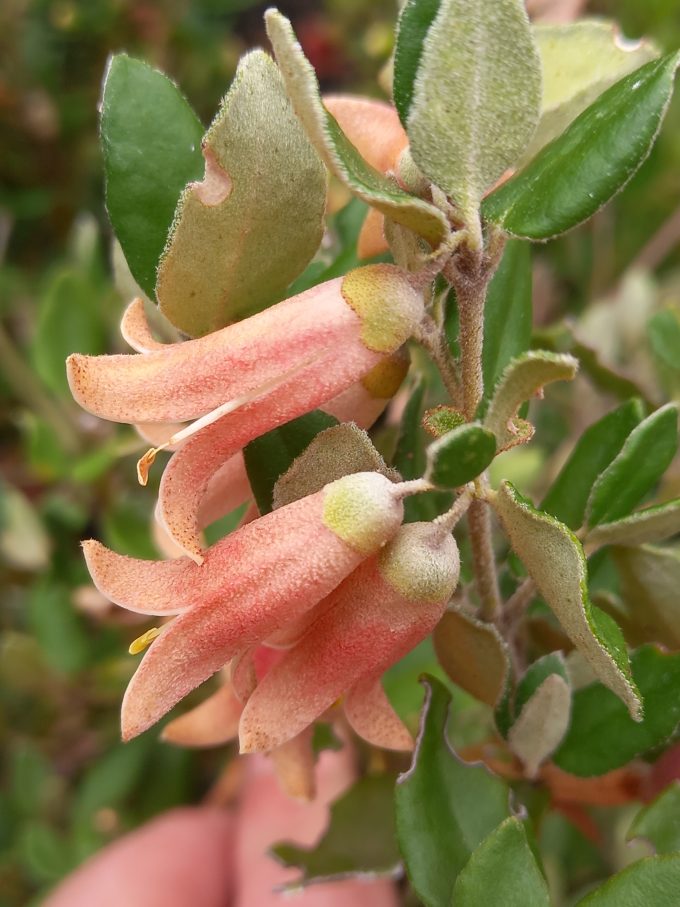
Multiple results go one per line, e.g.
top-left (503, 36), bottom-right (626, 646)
top-left (67, 102), bottom-right (461, 799)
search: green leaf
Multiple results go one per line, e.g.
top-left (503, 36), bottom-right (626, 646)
top-left (101, 54), bottom-right (204, 299)
top-left (492, 482), bottom-right (641, 719)
top-left (541, 399), bottom-right (644, 530)
top-left (395, 676), bottom-right (510, 907)
top-left (611, 545), bottom-right (680, 649)
top-left (28, 579), bottom-right (90, 675)
top-left (589, 499), bottom-right (680, 548)
top-left (403, 0), bottom-right (541, 224)
top-left (482, 240), bottom-right (533, 407)
top-left (628, 782), bottom-right (680, 854)
top-left (425, 423), bottom-right (496, 489)
top-left (18, 821), bottom-right (73, 884)
top-left (451, 817), bottom-right (551, 907)
top-left (484, 351), bottom-right (578, 450)
top-left (157, 50), bottom-right (327, 336)
top-left (433, 608), bottom-right (509, 707)
top-left (496, 652), bottom-right (569, 738)
top-left (576, 855), bottom-right (680, 906)
top-left (265, 10), bottom-right (449, 248)
top-left (272, 774), bottom-right (400, 886)
top-left (554, 646), bottom-right (680, 776)
top-left (648, 308), bottom-right (680, 373)
top-left (422, 406), bottom-right (465, 438)
top-left (523, 20), bottom-right (659, 165)
top-left (0, 478), bottom-right (50, 571)
top-left (393, 0), bottom-right (442, 126)
top-left (483, 54), bottom-right (680, 240)
top-left (508, 669), bottom-right (571, 778)
top-left (243, 410), bottom-right (338, 515)
top-left (586, 403), bottom-right (678, 527)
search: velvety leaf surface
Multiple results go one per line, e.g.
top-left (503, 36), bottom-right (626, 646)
top-left (243, 410), bottom-right (337, 515)
top-left (100, 54), bottom-right (204, 299)
top-left (157, 50), bottom-right (327, 336)
top-left (425, 423), bottom-right (497, 489)
top-left (451, 818), bottom-right (551, 907)
top-left (554, 646), bottom-right (680, 776)
top-left (393, 0), bottom-right (441, 125)
top-left (482, 240), bottom-right (533, 408)
top-left (628, 782), bottom-right (680, 854)
top-left (586, 403), bottom-right (678, 527)
top-left (541, 399), bottom-right (644, 530)
top-left (405, 0), bottom-right (541, 222)
top-left (483, 54), bottom-right (680, 239)
top-left (589, 499), bottom-right (680, 548)
top-left (265, 10), bottom-right (449, 247)
top-left (433, 608), bottom-right (509, 706)
top-left (272, 774), bottom-right (400, 886)
top-left (395, 676), bottom-right (509, 907)
top-left (612, 545), bottom-right (680, 649)
top-left (493, 482), bottom-right (641, 719)
top-left (576, 855), bottom-right (680, 906)
top-left (496, 651), bottom-right (568, 738)
top-left (508, 673), bottom-right (571, 778)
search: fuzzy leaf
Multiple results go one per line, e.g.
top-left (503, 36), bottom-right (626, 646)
top-left (482, 240), bottom-right (533, 408)
top-left (484, 351), bottom-right (578, 450)
top-left (522, 20), bottom-right (658, 164)
top-left (157, 50), bottom-right (326, 336)
top-left (586, 403), bottom-right (678, 528)
top-left (612, 545), bottom-right (680, 649)
top-left (589, 500), bottom-right (680, 548)
top-left (554, 646), bottom-right (680, 776)
top-left (395, 676), bottom-right (510, 907)
top-left (272, 423), bottom-right (391, 510)
top-left (541, 399), bottom-right (644, 530)
top-left (576, 855), bottom-right (680, 906)
top-left (425, 423), bottom-right (497, 489)
top-left (492, 482), bottom-right (641, 719)
top-left (451, 818), bottom-right (550, 907)
top-left (496, 651), bottom-right (568, 738)
top-left (243, 410), bottom-right (338, 515)
top-left (272, 774), bottom-right (400, 886)
top-left (100, 54), bottom-right (204, 299)
top-left (483, 54), bottom-right (680, 239)
top-left (422, 406), bottom-right (465, 438)
top-left (508, 673), bottom-right (571, 778)
top-left (404, 0), bottom-right (541, 221)
top-left (433, 609), bottom-right (509, 706)
top-left (628, 783), bottom-right (680, 855)
top-left (393, 0), bottom-right (442, 126)
top-left (265, 10), bottom-right (449, 248)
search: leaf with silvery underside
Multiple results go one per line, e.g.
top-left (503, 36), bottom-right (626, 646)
top-left (483, 54), bottom-right (680, 240)
top-left (586, 403), bottom-right (678, 528)
top-left (541, 399), bottom-right (644, 531)
top-left (492, 482), bottom-right (641, 720)
top-left (588, 499), bottom-right (680, 548)
top-left (554, 646), bottom-right (680, 776)
top-left (495, 652), bottom-right (568, 738)
top-left (628, 782), bottom-right (680, 855)
top-left (395, 676), bottom-right (510, 907)
top-left (481, 240), bottom-right (533, 411)
top-left (451, 818), bottom-right (551, 907)
top-left (425, 423), bottom-right (497, 490)
top-left (100, 54), bottom-right (205, 300)
top-left (272, 774), bottom-right (401, 887)
top-left (576, 855), bottom-right (680, 906)
top-left (243, 410), bottom-right (338, 516)
top-left (433, 609), bottom-right (509, 707)
top-left (611, 545), bottom-right (680, 650)
top-left (403, 0), bottom-right (541, 228)
top-left (483, 351), bottom-right (578, 451)
top-left (264, 10), bottom-right (449, 249)
top-left (157, 50), bottom-right (327, 337)
top-left (520, 20), bottom-right (658, 166)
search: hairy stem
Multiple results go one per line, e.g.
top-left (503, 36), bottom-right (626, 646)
top-left (415, 313), bottom-right (462, 407)
top-left (467, 496), bottom-right (502, 621)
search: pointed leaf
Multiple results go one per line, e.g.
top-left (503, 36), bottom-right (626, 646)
top-left (425, 422), bottom-right (497, 489)
top-left (612, 545), bottom-right (680, 649)
top-left (451, 818), bottom-right (551, 907)
top-left (395, 676), bottom-right (510, 907)
top-left (554, 646), bottom-right (680, 776)
top-left (482, 240), bottom-right (533, 407)
top-left (576, 855), bottom-right (680, 906)
top-left (492, 482), bottom-right (641, 719)
top-left (157, 50), bottom-right (327, 336)
top-left (508, 673), bottom-right (571, 778)
top-left (628, 782), bottom-right (680, 855)
top-left (433, 608), bottom-right (509, 707)
top-left (265, 10), bottom-right (449, 248)
top-left (496, 651), bottom-right (568, 738)
top-left (483, 54), bottom-right (680, 239)
top-left (589, 499), bottom-right (680, 548)
top-left (404, 0), bottom-right (541, 220)
top-left (484, 351), bottom-right (578, 450)
top-left (586, 403), bottom-right (678, 528)
top-left (100, 54), bottom-right (204, 299)
top-left (541, 399), bottom-right (644, 530)
top-left (243, 410), bottom-right (338, 515)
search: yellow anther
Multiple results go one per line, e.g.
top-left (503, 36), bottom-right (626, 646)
top-left (128, 627), bottom-right (161, 655)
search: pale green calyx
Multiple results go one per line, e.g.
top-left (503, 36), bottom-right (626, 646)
top-left (341, 264), bottom-right (424, 353)
top-left (322, 472), bottom-right (403, 555)
top-left (379, 522), bottom-right (460, 604)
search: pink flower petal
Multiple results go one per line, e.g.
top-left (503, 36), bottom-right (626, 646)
top-left (344, 676), bottom-right (413, 751)
top-left (161, 681), bottom-right (243, 747)
top-left (120, 298), bottom-right (170, 353)
top-left (269, 727), bottom-right (316, 801)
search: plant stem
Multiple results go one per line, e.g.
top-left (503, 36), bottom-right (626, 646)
top-left (467, 496), bottom-right (502, 621)
top-left (415, 313), bottom-right (462, 407)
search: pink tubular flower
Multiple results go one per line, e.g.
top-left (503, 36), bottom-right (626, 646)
top-left (83, 472), bottom-right (408, 740)
top-left (239, 522), bottom-right (460, 754)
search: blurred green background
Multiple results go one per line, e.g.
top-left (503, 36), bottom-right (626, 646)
top-left (1, 1), bottom-right (679, 904)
